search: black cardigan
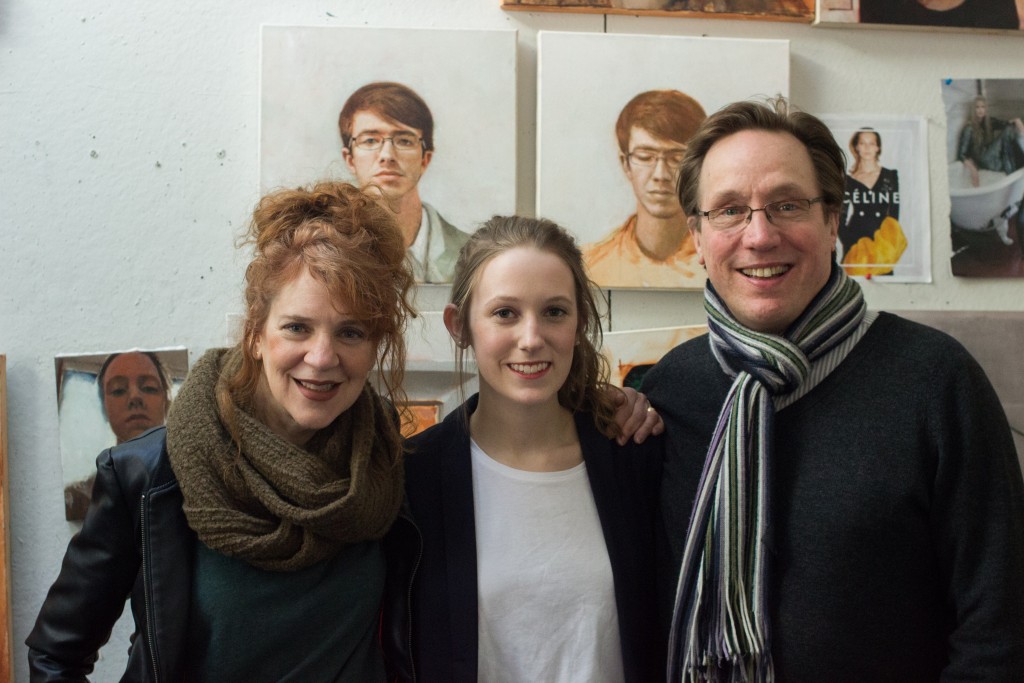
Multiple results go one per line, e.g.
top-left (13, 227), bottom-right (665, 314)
top-left (384, 395), bottom-right (665, 682)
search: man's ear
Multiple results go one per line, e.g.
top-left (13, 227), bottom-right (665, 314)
top-left (420, 149), bottom-right (433, 173)
top-left (443, 303), bottom-right (465, 348)
top-left (688, 215), bottom-right (704, 266)
top-left (826, 208), bottom-right (839, 243)
top-left (342, 146), bottom-right (356, 174)
top-left (619, 151), bottom-right (632, 177)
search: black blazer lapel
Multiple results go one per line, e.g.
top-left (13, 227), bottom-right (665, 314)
top-left (441, 398), bottom-right (480, 681)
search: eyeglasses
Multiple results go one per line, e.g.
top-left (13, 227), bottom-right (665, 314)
top-left (697, 197), bottom-right (825, 232)
top-left (350, 132), bottom-right (424, 154)
top-left (627, 148), bottom-right (687, 170)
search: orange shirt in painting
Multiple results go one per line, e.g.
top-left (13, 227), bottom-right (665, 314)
top-left (584, 214), bottom-right (704, 289)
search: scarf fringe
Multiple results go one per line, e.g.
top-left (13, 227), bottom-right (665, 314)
top-left (669, 263), bottom-right (864, 682)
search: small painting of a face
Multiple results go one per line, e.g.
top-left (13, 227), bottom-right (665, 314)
top-left (100, 352), bottom-right (170, 444)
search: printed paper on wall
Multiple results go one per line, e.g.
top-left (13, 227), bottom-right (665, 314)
top-left (819, 114), bottom-right (931, 282)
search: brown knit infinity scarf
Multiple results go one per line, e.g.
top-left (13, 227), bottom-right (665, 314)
top-left (166, 348), bottom-right (403, 572)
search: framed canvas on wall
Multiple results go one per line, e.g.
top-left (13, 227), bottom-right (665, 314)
top-left (502, 0), bottom-right (813, 23)
top-left (0, 357), bottom-right (11, 682)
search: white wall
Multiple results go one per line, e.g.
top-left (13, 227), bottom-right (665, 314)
top-left (1, 0), bottom-right (1021, 678)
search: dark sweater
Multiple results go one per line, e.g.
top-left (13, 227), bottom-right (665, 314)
top-left (185, 539), bottom-right (385, 682)
top-left (644, 312), bottom-right (1024, 682)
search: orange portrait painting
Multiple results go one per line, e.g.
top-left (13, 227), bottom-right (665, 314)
top-left (502, 0), bottom-right (813, 22)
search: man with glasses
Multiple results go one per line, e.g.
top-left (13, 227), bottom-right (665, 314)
top-left (643, 97), bottom-right (1024, 681)
top-left (584, 90), bottom-right (707, 288)
top-left (340, 81), bottom-right (470, 283)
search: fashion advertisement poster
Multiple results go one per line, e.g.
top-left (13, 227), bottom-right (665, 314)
top-left (816, 0), bottom-right (1024, 32)
top-left (536, 31), bottom-right (789, 290)
top-left (55, 348), bottom-right (189, 521)
top-left (942, 78), bottom-right (1024, 278)
top-left (502, 0), bottom-right (813, 22)
top-left (260, 26), bottom-right (517, 284)
top-left (819, 114), bottom-right (931, 282)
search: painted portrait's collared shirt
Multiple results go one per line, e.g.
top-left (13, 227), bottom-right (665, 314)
top-left (407, 202), bottom-right (471, 284)
top-left (584, 214), bottom-right (705, 289)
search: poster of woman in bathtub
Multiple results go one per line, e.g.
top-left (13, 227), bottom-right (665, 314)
top-left (537, 32), bottom-right (789, 290)
top-left (820, 115), bottom-right (931, 282)
top-left (943, 78), bottom-right (1024, 277)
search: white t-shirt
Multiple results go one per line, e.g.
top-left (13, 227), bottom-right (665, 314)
top-left (470, 439), bottom-right (625, 683)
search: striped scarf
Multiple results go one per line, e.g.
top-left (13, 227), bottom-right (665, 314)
top-left (668, 262), bottom-right (865, 682)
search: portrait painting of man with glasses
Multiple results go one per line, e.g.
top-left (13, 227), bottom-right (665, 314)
top-left (340, 82), bottom-right (472, 284)
top-left (260, 26), bottom-right (516, 285)
top-left (584, 90), bottom-right (707, 288)
top-left (536, 32), bottom-right (789, 291)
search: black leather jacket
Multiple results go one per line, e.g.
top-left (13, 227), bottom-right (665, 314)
top-left (28, 426), bottom-right (419, 683)
top-left (26, 427), bottom-right (196, 682)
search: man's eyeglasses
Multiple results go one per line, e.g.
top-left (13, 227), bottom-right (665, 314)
top-left (697, 197), bottom-right (825, 232)
top-left (627, 148), bottom-right (687, 170)
top-left (350, 133), bottom-right (424, 154)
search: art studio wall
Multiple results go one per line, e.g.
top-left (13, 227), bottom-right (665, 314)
top-left (2, 0), bottom-right (1023, 679)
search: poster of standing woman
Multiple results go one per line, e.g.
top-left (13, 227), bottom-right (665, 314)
top-left (820, 115), bottom-right (931, 282)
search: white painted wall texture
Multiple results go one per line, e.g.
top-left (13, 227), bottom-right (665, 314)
top-left (1, 0), bottom-right (1021, 678)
